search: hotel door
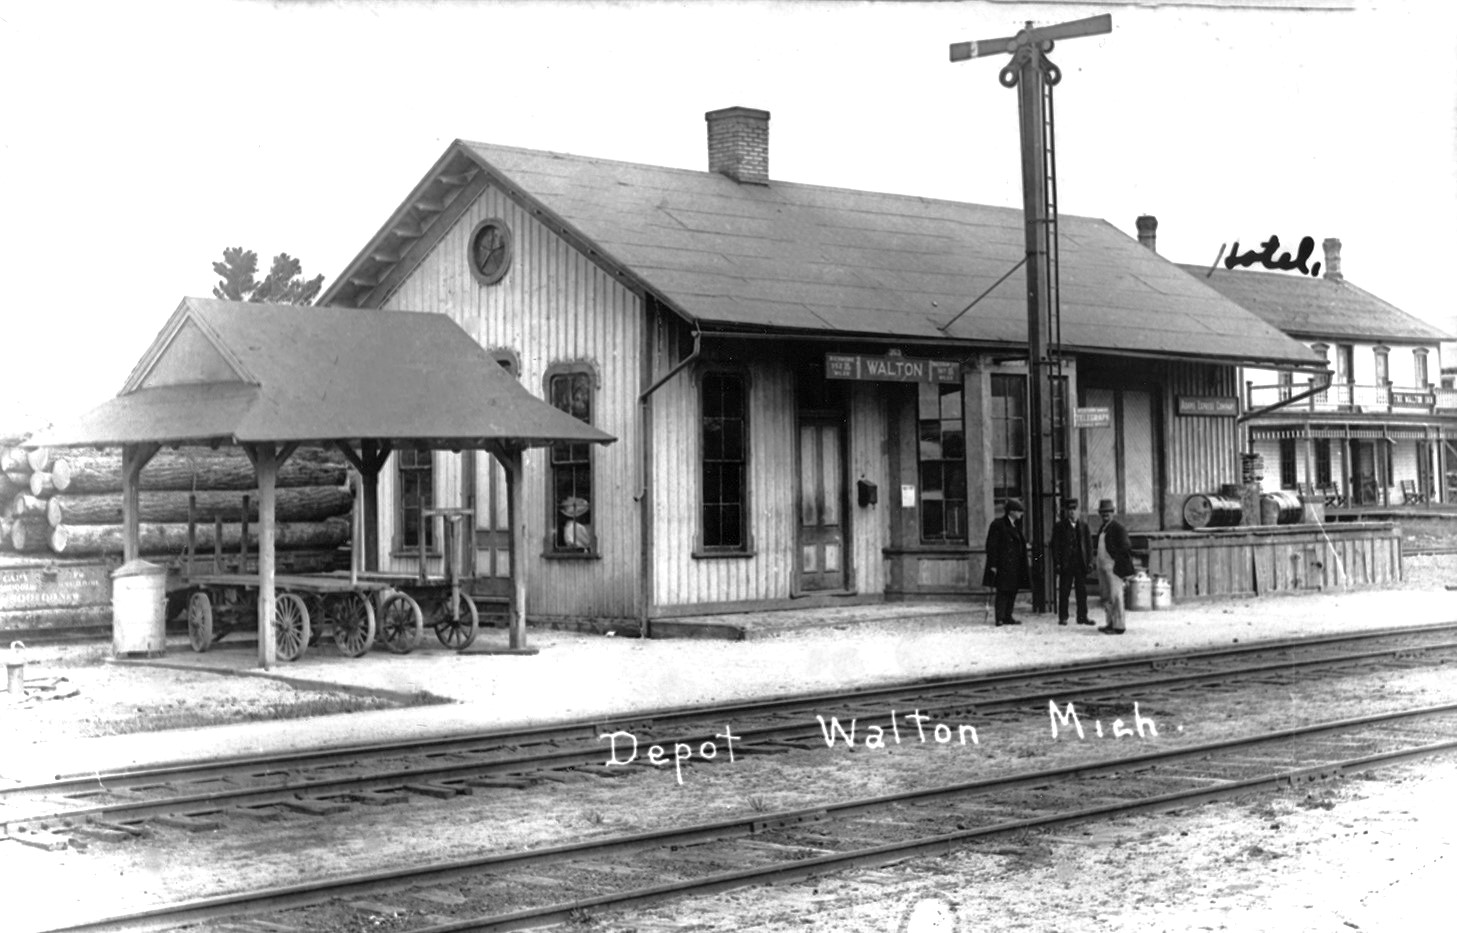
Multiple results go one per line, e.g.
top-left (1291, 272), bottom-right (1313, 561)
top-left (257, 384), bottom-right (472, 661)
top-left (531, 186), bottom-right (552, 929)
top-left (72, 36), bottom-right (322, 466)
top-left (797, 419), bottom-right (846, 592)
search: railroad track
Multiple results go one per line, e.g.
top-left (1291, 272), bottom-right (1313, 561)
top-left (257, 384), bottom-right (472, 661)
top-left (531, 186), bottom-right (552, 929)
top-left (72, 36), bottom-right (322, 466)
top-left (45, 702), bottom-right (1457, 933)
top-left (4, 624), bottom-right (1455, 849)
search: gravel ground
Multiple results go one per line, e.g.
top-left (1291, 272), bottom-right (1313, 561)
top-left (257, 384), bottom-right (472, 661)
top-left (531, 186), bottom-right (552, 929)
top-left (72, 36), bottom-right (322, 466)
top-left (3, 558), bottom-right (1455, 932)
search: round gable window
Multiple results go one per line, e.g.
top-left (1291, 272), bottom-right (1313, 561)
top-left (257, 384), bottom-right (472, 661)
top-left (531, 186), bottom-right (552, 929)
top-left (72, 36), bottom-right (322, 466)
top-left (468, 219), bottom-right (513, 285)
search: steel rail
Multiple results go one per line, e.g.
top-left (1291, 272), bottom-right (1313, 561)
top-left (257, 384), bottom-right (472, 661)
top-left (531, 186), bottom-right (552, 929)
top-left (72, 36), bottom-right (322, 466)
top-left (25, 621), bottom-right (1457, 790)
top-left (7, 629), bottom-right (1457, 833)
top-left (47, 702), bottom-right (1457, 933)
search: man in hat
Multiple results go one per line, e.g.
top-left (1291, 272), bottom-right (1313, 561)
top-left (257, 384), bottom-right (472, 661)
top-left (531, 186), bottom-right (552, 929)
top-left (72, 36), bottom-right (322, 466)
top-left (1093, 498), bottom-right (1136, 634)
top-left (981, 498), bottom-right (1029, 626)
top-left (1049, 497), bottom-right (1094, 626)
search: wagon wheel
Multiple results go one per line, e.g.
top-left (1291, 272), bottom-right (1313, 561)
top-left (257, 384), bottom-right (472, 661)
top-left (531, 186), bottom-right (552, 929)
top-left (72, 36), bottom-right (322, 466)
top-left (378, 591), bottom-right (424, 654)
top-left (187, 591), bottom-right (214, 653)
top-left (303, 594), bottom-right (327, 646)
top-left (330, 592), bottom-right (376, 657)
top-left (431, 590), bottom-right (479, 651)
top-left (273, 593), bottom-right (312, 662)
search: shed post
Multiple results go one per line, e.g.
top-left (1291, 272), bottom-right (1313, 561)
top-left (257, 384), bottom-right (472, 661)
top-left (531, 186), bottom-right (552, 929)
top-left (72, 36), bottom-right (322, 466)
top-left (488, 441), bottom-right (529, 651)
top-left (246, 442), bottom-right (278, 669)
top-left (120, 443), bottom-right (161, 563)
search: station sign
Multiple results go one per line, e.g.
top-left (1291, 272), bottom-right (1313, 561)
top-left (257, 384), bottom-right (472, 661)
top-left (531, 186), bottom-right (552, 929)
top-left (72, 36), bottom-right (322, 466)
top-left (1176, 395), bottom-right (1239, 417)
top-left (1391, 391), bottom-right (1435, 407)
top-left (825, 353), bottom-right (960, 384)
top-left (1073, 406), bottom-right (1111, 428)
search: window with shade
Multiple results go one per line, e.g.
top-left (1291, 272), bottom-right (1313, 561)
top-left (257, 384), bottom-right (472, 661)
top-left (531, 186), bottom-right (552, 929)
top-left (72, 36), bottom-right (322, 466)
top-left (546, 367), bottom-right (596, 555)
top-left (918, 382), bottom-right (967, 544)
top-left (1414, 349), bottom-right (1429, 387)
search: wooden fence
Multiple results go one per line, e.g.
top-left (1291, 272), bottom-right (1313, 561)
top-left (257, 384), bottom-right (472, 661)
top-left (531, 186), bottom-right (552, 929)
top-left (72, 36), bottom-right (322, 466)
top-left (1133, 522), bottom-right (1401, 601)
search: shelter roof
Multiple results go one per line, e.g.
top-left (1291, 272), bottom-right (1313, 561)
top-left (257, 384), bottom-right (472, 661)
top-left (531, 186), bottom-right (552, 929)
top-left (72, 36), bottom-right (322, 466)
top-left (28, 297), bottom-right (615, 449)
top-left (1175, 264), bottom-right (1450, 344)
top-left (323, 140), bottom-right (1322, 370)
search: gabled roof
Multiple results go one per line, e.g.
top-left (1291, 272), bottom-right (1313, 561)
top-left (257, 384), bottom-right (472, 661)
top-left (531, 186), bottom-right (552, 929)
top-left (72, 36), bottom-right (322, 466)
top-left (323, 139), bottom-right (1322, 370)
top-left (29, 297), bottom-right (616, 449)
top-left (1176, 264), bottom-right (1451, 344)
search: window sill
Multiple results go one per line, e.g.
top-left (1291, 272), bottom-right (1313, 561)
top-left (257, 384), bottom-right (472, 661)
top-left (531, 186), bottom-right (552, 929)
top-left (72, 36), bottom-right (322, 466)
top-left (542, 551), bottom-right (601, 561)
top-left (390, 549), bottom-right (441, 560)
top-left (692, 549), bottom-right (757, 560)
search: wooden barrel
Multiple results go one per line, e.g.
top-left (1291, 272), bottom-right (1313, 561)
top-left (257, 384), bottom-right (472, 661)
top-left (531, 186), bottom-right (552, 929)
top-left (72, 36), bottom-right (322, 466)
top-left (1260, 490), bottom-right (1303, 525)
top-left (1182, 494), bottom-right (1243, 530)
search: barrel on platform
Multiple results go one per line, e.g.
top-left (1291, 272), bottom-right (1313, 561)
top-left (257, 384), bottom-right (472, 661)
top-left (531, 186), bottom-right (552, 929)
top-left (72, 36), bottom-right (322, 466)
top-left (1260, 490), bottom-right (1303, 525)
top-left (1182, 494), bottom-right (1243, 530)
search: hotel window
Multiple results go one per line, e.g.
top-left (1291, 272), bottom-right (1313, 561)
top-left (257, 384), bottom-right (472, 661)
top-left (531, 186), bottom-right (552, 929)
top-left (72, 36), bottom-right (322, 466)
top-left (396, 449), bottom-right (434, 551)
top-left (1414, 349), bottom-right (1429, 387)
top-left (701, 372), bottom-right (748, 551)
top-left (1277, 370), bottom-right (1293, 401)
top-left (546, 367), bottom-right (596, 554)
top-left (990, 375), bottom-right (1027, 511)
top-left (919, 382), bottom-right (967, 544)
top-left (1373, 345), bottom-right (1390, 386)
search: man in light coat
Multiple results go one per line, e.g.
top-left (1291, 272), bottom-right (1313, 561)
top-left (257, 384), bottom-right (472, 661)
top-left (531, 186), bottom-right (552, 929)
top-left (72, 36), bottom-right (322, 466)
top-left (1093, 498), bottom-right (1136, 634)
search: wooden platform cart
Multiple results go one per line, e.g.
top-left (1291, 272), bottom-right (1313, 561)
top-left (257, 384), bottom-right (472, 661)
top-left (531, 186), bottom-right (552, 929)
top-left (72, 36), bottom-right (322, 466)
top-left (328, 507), bottom-right (482, 653)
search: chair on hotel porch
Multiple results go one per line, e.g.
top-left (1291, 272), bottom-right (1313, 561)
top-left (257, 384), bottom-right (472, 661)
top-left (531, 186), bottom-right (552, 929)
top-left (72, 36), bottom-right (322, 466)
top-left (1296, 482), bottom-right (1316, 501)
top-left (1321, 483), bottom-right (1346, 508)
top-left (1401, 479), bottom-right (1428, 505)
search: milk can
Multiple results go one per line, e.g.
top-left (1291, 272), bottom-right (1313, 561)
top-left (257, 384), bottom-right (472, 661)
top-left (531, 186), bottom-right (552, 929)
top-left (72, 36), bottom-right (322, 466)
top-left (4, 641), bottom-right (25, 698)
top-left (1125, 571), bottom-right (1152, 611)
top-left (1151, 574), bottom-right (1173, 610)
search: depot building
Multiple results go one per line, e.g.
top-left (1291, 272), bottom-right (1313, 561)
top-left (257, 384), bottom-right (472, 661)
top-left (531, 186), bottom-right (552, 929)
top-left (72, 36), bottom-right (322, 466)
top-left (319, 107), bottom-right (1321, 632)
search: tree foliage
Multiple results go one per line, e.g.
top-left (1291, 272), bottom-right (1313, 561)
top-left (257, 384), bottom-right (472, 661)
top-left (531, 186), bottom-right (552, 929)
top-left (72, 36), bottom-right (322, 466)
top-left (212, 247), bottom-right (325, 305)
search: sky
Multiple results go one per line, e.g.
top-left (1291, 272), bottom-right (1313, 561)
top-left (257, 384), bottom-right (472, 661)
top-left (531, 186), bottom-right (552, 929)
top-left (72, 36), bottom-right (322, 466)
top-left (1, 0), bottom-right (1453, 435)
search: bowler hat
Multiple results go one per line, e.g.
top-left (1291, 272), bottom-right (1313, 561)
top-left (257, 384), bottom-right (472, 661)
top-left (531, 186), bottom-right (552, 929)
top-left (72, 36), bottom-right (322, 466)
top-left (1004, 498), bottom-right (1025, 513)
top-left (1062, 497), bottom-right (1079, 508)
top-left (1097, 498), bottom-right (1116, 513)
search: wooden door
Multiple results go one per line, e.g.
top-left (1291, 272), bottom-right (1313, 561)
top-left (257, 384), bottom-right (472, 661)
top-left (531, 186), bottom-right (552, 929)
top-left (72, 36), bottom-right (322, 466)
top-left (797, 419), bottom-right (846, 592)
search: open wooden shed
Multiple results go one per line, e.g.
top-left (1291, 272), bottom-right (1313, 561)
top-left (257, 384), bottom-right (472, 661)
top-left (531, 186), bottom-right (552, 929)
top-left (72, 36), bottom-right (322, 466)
top-left (26, 297), bottom-right (614, 667)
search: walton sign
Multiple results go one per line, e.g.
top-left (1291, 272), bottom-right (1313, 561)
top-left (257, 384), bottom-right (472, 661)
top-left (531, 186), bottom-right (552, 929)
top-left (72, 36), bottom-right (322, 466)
top-left (825, 353), bottom-right (961, 384)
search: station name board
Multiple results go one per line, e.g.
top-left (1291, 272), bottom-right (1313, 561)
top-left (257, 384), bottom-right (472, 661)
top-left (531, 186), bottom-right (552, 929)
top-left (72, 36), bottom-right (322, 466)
top-left (1176, 395), bottom-right (1239, 417)
top-left (1391, 391), bottom-right (1435, 408)
top-left (825, 353), bottom-right (960, 384)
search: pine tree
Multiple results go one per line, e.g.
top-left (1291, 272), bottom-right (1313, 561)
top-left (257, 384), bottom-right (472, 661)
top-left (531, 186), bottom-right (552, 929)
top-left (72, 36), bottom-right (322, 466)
top-left (212, 248), bottom-right (325, 305)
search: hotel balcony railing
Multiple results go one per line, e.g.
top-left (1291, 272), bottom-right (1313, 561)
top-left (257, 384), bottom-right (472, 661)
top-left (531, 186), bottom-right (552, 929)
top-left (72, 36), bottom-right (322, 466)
top-left (1246, 380), bottom-right (1457, 414)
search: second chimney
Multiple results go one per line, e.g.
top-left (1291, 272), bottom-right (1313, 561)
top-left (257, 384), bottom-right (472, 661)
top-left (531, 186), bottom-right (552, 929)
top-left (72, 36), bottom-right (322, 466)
top-left (1323, 238), bottom-right (1343, 282)
top-left (1136, 215), bottom-right (1158, 253)
top-left (706, 107), bottom-right (770, 185)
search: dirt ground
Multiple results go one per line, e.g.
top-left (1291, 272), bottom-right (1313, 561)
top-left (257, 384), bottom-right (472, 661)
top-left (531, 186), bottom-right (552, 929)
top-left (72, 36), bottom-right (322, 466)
top-left (2, 556), bottom-right (1455, 932)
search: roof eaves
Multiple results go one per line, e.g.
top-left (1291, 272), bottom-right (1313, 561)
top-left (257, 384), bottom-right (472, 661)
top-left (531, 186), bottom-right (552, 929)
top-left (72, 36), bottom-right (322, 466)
top-left (454, 143), bottom-right (705, 329)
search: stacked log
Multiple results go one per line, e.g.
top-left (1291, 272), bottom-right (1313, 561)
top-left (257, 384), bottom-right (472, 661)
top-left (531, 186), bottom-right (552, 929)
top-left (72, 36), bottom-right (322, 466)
top-left (0, 441), bottom-right (353, 564)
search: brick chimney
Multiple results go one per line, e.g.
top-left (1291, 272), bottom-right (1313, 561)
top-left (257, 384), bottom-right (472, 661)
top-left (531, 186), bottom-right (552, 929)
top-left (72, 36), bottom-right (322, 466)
top-left (1323, 237), bottom-right (1343, 282)
top-left (706, 107), bottom-right (770, 185)
top-left (1136, 215), bottom-right (1158, 252)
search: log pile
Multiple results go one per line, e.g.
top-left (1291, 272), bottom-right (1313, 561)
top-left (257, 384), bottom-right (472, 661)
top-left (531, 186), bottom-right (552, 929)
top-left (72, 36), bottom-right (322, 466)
top-left (0, 440), bottom-right (353, 565)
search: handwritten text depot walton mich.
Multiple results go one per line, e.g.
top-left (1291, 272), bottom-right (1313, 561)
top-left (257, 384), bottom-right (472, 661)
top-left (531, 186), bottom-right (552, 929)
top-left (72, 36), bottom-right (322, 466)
top-left (599, 702), bottom-right (1162, 785)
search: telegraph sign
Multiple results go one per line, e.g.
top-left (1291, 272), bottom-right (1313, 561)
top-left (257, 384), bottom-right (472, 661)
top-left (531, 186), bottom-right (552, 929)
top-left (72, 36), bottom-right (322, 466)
top-left (1074, 407), bottom-right (1111, 428)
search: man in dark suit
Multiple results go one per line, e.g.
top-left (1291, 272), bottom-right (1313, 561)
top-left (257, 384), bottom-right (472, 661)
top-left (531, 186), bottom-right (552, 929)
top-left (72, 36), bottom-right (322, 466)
top-left (1093, 498), bottom-right (1136, 634)
top-left (1049, 497), bottom-right (1093, 626)
top-left (982, 498), bottom-right (1029, 627)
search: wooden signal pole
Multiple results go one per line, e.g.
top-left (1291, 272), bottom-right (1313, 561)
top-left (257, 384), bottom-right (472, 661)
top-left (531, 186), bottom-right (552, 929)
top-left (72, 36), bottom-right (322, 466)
top-left (951, 14), bottom-right (1111, 612)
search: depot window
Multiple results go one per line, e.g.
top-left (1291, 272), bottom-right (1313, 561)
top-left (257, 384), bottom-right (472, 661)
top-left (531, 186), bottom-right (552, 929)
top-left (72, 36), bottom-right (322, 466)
top-left (700, 371), bottom-right (748, 551)
top-left (396, 449), bottom-right (435, 552)
top-left (546, 366), bottom-right (597, 555)
top-left (918, 382), bottom-right (967, 544)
